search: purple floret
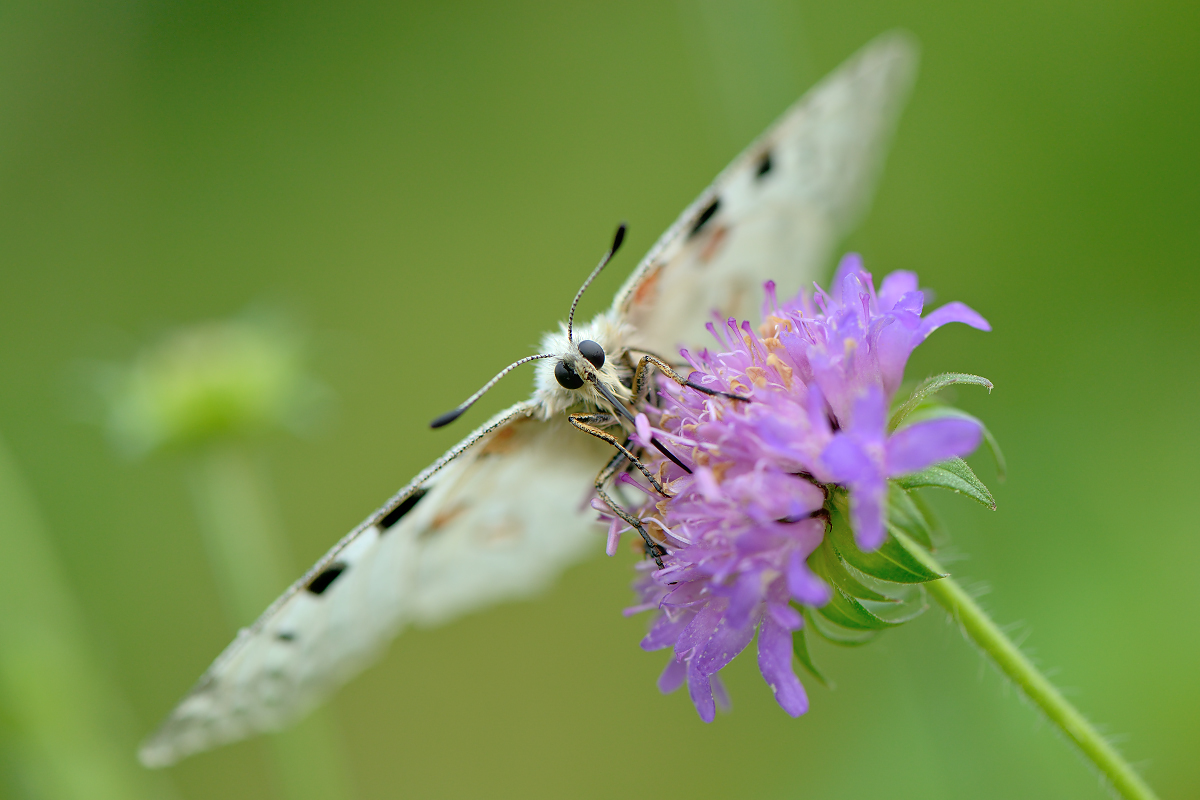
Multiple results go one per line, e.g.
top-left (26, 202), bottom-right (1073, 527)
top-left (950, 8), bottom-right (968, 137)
top-left (821, 386), bottom-right (982, 549)
top-left (605, 255), bottom-right (988, 722)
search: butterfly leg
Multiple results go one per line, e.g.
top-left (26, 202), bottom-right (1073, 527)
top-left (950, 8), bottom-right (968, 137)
top-left (594, 448), bottom-right (666, 569)
top-left (631, 354), bottom-right (751, 403)
top-left (567, 413), bottom-right (668, 496)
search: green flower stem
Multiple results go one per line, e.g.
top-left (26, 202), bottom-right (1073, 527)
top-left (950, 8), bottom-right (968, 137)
top-left (893, 531), bottom-right (1159, 800)
top-left (0, 434), bottom-right (173, 800)
top-left (189, 445), bottom-right (354, 800)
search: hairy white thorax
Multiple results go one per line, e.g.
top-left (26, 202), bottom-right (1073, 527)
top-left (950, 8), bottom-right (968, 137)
top-left (533, 309), bottom-right (635, 418)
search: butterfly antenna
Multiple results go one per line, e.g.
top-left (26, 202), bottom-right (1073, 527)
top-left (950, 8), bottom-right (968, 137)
top-left (430, 353), bottom-right (557, 428)
top-left (567, 222), bottom-right (626, 343)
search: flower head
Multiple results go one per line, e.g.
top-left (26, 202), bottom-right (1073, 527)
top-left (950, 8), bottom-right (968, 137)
top-left (610, 255), bottom-right (989, 722)
top-left (99, 313), bottom-right (329, 457)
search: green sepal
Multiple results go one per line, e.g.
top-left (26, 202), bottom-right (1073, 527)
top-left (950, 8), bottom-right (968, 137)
top-left (886, 484), bottom-right (934, 551)
top-left (897, 456), bottom-right (996, 510)
top-left (900, 403), bottom-right (1007, 481)
top-left (807, 543), bottom-right (886, 629)
top-left (803, 606), bottom-right (878, 646)
top-left (908, 491), bottom-right (946, 546)
top-left (889, 372), bottom-right (994, 432)
top-left (818, 586), bottom-right (903, 630)
top-left (827, 501), bottom-right (944, 584)
top-left (813, 539), bottom-right (894, 603)
top-left (792, 618), bottom-right (831, 687)
top-left (860, 584), bottom-right (928, 626)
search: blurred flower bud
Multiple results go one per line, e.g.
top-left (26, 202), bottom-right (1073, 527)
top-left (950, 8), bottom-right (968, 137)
top-left (101, 313), bottom-right (329, 457)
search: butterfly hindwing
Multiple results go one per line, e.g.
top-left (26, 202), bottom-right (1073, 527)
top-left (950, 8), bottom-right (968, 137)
top-left (614, 32), bottom-right (918, 354)
top-left (139, 403), bottom-right (611, 767)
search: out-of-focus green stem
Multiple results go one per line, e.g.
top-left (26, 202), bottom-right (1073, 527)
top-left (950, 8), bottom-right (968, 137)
top-left (189, 446), bottom-right (292, 624)
top-left (894, 531), bottom-right (1160, 800)
top-left (188, 444), bottom-right (353, 800)
top-left (0, 434), bottom-right (174, 800)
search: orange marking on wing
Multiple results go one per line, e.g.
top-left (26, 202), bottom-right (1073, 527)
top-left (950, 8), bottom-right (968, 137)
top-left (480, 518), bottom-right (523, 546)
top-left (417, 503), bottom-right (469, 539)
top-left (720, 284), bottom-right (747, 320)
top-left (431, 505), bottom-right (468, 531)
top-left (631, 264), bottom-right (662, 308)
top-left (478, 425), bottom-right (518, 456)
top-left (699, 224), bottom-right (729, 263)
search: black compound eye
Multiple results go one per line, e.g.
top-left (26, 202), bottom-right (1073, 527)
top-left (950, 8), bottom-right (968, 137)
top-left (554, 360), bottom-right (584, 389)
top-left (577, 339), bottom-right (605, 369)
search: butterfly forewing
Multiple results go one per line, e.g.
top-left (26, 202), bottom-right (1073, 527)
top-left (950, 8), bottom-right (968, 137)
top-left (614, 32), bottom-right (917, 354)
top-left (139, 405), bottom-right (611, 767)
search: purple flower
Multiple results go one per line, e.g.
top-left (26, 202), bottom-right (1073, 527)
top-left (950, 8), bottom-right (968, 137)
top-left (608, 256), bottom-right (989, 722)
top-left (821, 386), bottom-right (983, 550)
top-left (764, 253), bottom-right (991, 425)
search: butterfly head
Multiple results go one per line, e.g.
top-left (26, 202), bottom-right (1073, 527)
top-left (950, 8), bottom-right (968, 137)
top-left (533, 310), bottom-right (633, 418)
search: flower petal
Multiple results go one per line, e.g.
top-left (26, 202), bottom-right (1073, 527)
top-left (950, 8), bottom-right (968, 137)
top-left (757, 613), bottom-right (808, 718)
top-left (723, 571), bottom-right (762, 631)
top-left (674, 601), bottom-right (723, 659)
top-left (830, 252), bottom-right (865, 303)
top-left (788, 550), bottom-right (832, 606)
top-left (850, 478), bottom-right (887, 551)
top-left (694, 467), bottom-right (721, 502)
top-left (850, 385), bottom-right (887, 442)
top-left (687, 661), bottom-right (716, 723)
top-left (641, 610), bottom-right (689, 652)
top-left (635, 412), bottom-right (653, 446)
top-left (878, 270), bottom-right (919, 310)
top-left (711, 673), bottom-right (732, 713)
top-left (821, 436), bottom-right (874, 484)
top-left (767, 600), bottom-right (803, 630)
top-left (605, 516), bottom-right (622, 557)
top-left (919, 301), bottom-right (991, 337)
top-left (695, 612), bottom-right (757, 676)
top-left (658, 656), bottom-right (686, 694)
top-left (886, 418), bottom-right (983, 475)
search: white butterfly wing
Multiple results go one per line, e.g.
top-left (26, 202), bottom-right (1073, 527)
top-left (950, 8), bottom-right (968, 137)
top-left (139, 403), bottom-right (611, 767)
top-left (614, 32), bottom-right (918, 353)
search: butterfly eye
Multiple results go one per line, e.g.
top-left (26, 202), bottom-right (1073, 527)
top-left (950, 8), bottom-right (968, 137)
top-left (554, 360), bottom-right (584, 389)
top-left (577, 340), bottom-right (605, 369)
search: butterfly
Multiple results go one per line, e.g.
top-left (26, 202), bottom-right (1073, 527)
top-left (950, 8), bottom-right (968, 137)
top-left (139, 32), bottom-right (917, 768)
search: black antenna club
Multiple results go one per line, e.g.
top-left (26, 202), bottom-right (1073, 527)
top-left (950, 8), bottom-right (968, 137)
top-left (567, 222), bottom-right (627, 343)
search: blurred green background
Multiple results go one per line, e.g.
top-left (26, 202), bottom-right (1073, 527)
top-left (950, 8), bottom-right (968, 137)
top-left (2, 0), bottom-right (1197, 798)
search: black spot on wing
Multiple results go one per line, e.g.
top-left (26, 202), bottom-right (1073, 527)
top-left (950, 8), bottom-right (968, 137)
top-left (306, 562), bottom-right (347, 595)
top-left (379, 488), bottom-right (427, 532)
top-left (276, 631), bottom-right (296, 642)
top-left (755, 150), bottom-right (773, 179)
top-left (689, 198), bottom-right (720, 237)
